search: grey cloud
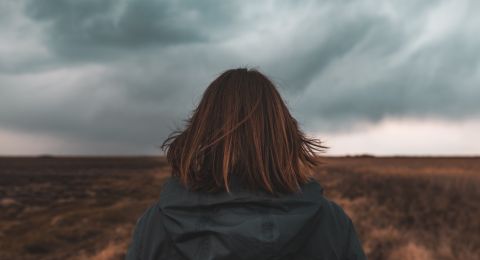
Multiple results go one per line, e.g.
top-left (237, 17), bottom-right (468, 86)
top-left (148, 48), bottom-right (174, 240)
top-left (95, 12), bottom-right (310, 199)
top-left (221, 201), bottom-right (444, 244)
top-left (0, 82), bottom-right (178, 149)
top-left (294, 27), bottom-right (480, 132)
top-left (23, 0), bottom-right (241, 60)
top-left (267, 12), bottom-right (402, 96)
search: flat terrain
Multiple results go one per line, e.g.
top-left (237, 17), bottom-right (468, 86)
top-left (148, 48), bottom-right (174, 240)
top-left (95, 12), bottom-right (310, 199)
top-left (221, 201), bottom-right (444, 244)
top-left (0, 156), bottom-right (479, 259)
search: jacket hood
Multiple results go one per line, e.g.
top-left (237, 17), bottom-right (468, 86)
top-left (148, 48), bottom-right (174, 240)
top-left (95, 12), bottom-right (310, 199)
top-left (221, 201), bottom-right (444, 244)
top-left (158, 174), bottom-right (325, 260)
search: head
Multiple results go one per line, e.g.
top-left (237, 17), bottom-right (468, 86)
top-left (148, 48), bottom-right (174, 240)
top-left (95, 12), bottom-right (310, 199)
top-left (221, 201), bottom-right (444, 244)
top-left (161, 67), bottom-right (327, 196)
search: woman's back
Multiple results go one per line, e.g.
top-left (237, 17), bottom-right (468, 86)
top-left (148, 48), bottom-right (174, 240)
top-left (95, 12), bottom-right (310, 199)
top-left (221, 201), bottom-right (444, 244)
top-left (125, 174), bottom-right (365, 260)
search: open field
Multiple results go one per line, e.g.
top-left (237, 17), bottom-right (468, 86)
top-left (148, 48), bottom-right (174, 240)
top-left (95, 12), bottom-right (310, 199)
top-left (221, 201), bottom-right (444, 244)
top-left (0, 156), bottom-right (479, 259)
top-left (317, 156), bottom-right (480, 260)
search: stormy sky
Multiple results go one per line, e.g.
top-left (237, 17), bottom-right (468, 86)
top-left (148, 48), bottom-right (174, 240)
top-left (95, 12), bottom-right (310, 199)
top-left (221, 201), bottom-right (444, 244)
top-left (1, 0), bottom-right (479, 156)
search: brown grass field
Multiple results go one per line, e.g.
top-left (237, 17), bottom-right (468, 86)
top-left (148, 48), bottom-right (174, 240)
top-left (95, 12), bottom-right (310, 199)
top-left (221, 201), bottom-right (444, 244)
top-left (0, 156), bottom-right (479, 260)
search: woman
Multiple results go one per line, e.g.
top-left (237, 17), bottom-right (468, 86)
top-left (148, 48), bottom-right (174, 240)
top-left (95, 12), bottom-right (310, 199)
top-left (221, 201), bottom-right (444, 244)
top-left (125, 68), bottom-right (366, 260)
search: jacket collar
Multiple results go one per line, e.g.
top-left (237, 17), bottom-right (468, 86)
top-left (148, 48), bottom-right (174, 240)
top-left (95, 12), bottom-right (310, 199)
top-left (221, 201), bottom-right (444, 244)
top-left (158, 174), bottom-right (324, 209)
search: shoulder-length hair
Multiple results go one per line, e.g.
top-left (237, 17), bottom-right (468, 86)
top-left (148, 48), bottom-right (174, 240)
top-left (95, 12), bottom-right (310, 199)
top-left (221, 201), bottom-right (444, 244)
top-left (160, 67), bottom-right (327, 196)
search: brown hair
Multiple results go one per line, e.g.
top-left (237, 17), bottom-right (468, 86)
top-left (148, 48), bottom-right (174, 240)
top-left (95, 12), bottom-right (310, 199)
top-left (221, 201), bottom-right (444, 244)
top-left (160, 67), bottom-right (327, 196)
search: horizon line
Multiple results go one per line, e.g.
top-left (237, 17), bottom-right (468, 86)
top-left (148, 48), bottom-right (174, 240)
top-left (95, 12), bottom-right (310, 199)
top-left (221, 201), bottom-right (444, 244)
top-left (0, 154), bottom-right (479, 158)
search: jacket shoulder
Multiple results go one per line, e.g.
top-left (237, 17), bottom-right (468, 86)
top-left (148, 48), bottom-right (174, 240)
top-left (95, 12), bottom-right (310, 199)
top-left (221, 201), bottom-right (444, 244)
top-left (125, 202), bottom-right (184, 260)
top-left (301, 198), bottom-right (366, 260)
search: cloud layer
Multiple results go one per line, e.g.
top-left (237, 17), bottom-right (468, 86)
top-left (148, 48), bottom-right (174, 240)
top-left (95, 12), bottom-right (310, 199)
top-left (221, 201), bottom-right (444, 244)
top-left (1, 0), bottom-right (479, 155)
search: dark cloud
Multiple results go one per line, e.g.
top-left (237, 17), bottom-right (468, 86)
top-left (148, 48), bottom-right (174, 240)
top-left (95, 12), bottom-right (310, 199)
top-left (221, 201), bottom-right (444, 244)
top-left (267, 12), bottom-right (401, 96)
top-left (294, 20), bottom-right (480, 132)
top-left (23, 0), bottom-right (241, 60)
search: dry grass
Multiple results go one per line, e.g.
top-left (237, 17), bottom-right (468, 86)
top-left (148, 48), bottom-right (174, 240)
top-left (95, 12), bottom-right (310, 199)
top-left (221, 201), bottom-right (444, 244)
top-left (0, 157), bottom-right (168, 260)
top-left (0, 156), bottom-right (479, 259)
top-left (316, 156), bottom-right (480, 260)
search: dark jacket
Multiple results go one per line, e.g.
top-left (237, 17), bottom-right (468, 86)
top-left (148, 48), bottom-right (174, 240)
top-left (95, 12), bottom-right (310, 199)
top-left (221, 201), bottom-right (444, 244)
top-left (125, 174), bottom-right (366, 260)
